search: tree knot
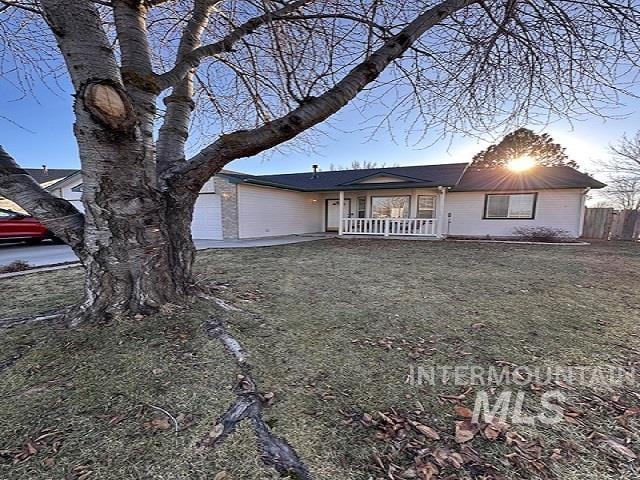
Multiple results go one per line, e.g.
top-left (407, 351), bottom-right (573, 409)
top-left (80, 80), bottom-right (137, 132)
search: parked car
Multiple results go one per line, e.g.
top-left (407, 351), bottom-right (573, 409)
top-left (0, 208), bottom-right (52, 244)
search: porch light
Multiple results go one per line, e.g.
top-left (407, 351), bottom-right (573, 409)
top-left (507, 155), bottom-right (536, 172)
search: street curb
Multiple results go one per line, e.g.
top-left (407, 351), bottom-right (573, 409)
top-left (0, 262), bottom-right (81, 280)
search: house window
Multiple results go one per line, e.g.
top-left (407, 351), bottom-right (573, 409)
top-left (371, 196), bottom-right (410, 218)
top-left (417, 196), bottom-right (436, 218)
top-left (484, 193), bottom-right (537, 219)
top-left (357, 197), bottom-right (366, 218)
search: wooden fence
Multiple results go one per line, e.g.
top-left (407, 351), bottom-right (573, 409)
top-left (583, 208), bottom-right (640, 240)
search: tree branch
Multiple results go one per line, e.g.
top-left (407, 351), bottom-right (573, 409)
top-left (0, 0), bottom-right (41, 14)
top-left (168, 0), bottom-right (478, 189)
top-left (154, 0), bottom-right (313, 90)
top-left (40, 0), bottom-right (121, 90)
top-left (112, 0), bottom-right (153, 77)
top-left (0, 146), bottom-right (84, 251)
top-left (156, 0), bottom-right (220, 173)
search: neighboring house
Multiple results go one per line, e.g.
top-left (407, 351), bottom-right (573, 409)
top-left (45, 162), bottom-right (605, 240)
top-left (0, 167), bottom-right (78, 213)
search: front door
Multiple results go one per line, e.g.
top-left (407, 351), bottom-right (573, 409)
top-left (325, 199), bottom-right (351, 231)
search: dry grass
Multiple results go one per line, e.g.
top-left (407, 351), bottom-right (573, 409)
top-left (1, 239), bottom-right (639, 479)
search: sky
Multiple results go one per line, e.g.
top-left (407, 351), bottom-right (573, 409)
top-left (1, 74), bottom-right (638, 181)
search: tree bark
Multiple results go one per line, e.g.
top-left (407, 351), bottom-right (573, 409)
top-left (70, 186), bottom-right (199, 324)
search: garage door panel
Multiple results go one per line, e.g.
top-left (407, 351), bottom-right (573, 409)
top-left (191, 194), bottom-right (222, 240)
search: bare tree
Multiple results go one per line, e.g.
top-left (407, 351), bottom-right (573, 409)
top-left (328, 160), bottom-right (400, 170)
top-left (602, 176), bottom-right (640, 210)
top-left (471, 128), bottom-right (577, 168)
top-left (599, 131), bottom-right (640, 210)
top-left (609, 131), bottom-right (640, 180)
top-left (0, 0), bottom-right (639, 322)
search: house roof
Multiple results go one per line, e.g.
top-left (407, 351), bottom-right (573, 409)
top-left (221, 163), bottom-right (470, 191)
top-left (222, 163), bottom-right (605, 192)
top-left (24, 168), bottom-right (78, 184)
top-left (452, 166), bottom-right (606, 191)
top-left (29, 163), bottom-right (605, 194)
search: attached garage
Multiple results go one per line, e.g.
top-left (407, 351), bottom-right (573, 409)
top-left (191, 193), bottom-right (223, 240)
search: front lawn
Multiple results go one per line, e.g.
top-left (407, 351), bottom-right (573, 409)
top-left (1, 239), bottom-right (638, 479)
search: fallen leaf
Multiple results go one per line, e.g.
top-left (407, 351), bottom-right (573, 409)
top-left (149, 417), bottom-right (171, 431)
top-left (25, 440), bottom-right (38, 455)
top-left (377, 411), bottom-right (393, 424)
top-left (604, 438), bottom-right (637, 460)
top-left (213, 471), bottom-right (228, 480)
top-left (482, 418), bottom-right (509, 441)
top-left (209, 423), bottom-right (224, 440)
top-left (624, 406), bottom-right (640, 417)
top-left (455, 420), bottom-right (477, 443)
top-left (454, 405), bottom-right (473, 418)
top-left (433, 447), bottom-right (464, 468)
top-left (416, 461), bottom-right (439, 479)
top-left (410, 421), bottom-right (440, 440)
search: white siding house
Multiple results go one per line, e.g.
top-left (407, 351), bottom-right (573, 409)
top-left (237, 185), bottom-right (323, 238)
top-left (445, 189), bottom-right (585, 238)
top-left (47, 163), bottom-right (605, 241)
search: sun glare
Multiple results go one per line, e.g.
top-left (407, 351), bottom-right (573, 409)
top-left (507, 155), bottom-right (537, 172)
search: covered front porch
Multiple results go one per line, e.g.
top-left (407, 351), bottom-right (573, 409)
top-left (323, 187), bottom-right (448, 238)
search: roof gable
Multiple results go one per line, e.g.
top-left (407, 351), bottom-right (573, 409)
top-left (25, 168), bottom-right (79, 184)
top-left (341, 172), bottom-right (426, 185)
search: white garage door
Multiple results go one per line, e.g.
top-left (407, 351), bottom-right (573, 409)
top-left (191, 193), bottom-right (222, 240)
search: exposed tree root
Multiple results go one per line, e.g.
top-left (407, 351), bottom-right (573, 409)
top-left (201, 313), bottom-right (313, 479)
top-left (0, 310), bottom-right (66, 329)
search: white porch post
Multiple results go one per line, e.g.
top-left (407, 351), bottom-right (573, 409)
top-left (410, 189), bottom-right (418, 217)
top-left (437, 186), bottom-right (447, 237)
top-left (338, 190), bottom-right (344, 235)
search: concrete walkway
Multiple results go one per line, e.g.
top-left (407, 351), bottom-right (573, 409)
top-left (0, 234), bottom-right (334, 269)
top-left (193, 234), bottom-right (335, 249)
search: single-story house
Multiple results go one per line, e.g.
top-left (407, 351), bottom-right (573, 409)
top-left (44, 162), bottom-right (605, 240)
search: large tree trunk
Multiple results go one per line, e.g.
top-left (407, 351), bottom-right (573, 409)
top-left (71, 187), bottom-right (199, 324)
top-left (67, 76), bottom-right (201, 322)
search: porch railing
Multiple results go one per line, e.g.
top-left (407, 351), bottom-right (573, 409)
top-left (341, 218), bottom-right (438, 236)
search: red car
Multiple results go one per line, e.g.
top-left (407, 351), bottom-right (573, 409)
top-left (0, 208), bottom-right (52, 244)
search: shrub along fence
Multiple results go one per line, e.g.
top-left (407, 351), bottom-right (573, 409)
top-left (583, 208), bottom-right (640, 240)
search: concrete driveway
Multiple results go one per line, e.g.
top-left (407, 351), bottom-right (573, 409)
top-left (0, 235), bottom-right (332, 268)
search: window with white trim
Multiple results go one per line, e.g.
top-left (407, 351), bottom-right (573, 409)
top-left (371, 196), bottom-right (410, 218)
top-left (357, 197), bottom-right (366, 218)
top-left (417, 195), bottom-right (436, 218)
top-left (485, 193), bottom-right (536, 219)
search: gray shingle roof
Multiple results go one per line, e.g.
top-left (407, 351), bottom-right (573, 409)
top-left (452, 166), bottom-right (606, 191)
top-left (222, 163), bottom-right (604, 191)
top-left (222, 163), bottom-right (469, 191)
top-left (20, 164), bottom-right (605, 193)
top-left (25, 168), bottom-right (78, 184)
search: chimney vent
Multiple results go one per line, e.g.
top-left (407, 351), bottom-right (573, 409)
top-left (311, 164), bottom-right (318, 178)
top-left (42, 165), bottom-right (48, 176)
